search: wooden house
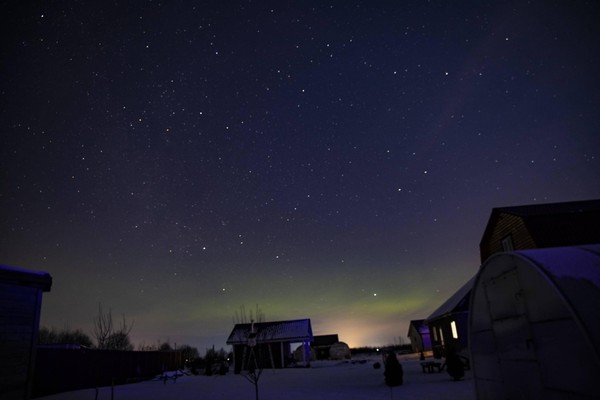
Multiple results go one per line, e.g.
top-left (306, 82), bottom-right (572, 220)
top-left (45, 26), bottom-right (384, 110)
top-left (226, 319), bottom-right (313, 373)
top-left (407, 319), bottom-right (431, 353)
top-left (426, 199), bottom-right (600, 358)
top-left (479, 199), bottom-right (600, 263)
top-left (425, 276), bottom-right (475, 358)
top-left (0, 265), bottom-right (52, 400)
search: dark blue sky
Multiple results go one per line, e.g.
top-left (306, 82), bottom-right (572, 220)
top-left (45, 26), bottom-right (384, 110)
top-left (1, 0), bottom-right (599, 350)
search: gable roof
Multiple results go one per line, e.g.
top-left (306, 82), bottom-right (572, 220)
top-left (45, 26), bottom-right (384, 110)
top-left (479, 199), bottom-right (600, 251)
top-left (226, 319), bottom-right (313, 345)
top-left (409, 319), bottom-right (425, 328)
top-left (425, 275), bottom-right (476, 323)
top-left (407, 319), bottom-right (426, 336)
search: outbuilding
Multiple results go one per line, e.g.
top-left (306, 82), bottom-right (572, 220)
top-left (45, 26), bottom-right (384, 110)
top-left (424, 276), bottom-right (475, 358)
top-left (407, 319), bottom-right (431, 353)
top-left (227, 319), bottom-right (313, 373)
top-left (311, 334), bottom-right (339, 360)
top-left (469, 245), bottom-right (600, 400)
top-left (0, 265), bottom-right (52, 400)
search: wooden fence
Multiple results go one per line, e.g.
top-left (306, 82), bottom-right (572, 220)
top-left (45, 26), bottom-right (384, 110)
top-left (32, 347), bottom-right (183, 398)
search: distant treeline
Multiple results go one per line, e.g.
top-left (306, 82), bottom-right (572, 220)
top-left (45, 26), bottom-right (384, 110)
top-left (350, 344), bottom-right (413, 355)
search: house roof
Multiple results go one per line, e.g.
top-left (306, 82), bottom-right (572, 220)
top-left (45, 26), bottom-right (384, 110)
top-left (410, 319), bottom-right (425, 328)
top-left (226, 318), bottom-right (313, 345)
top-left (425, 275), bottom-right (476, 323)
top-left (407, 319), bottom-right (426, 336)
top-left (479, 199), bottom-right (600, 250)
top-left (0, 264), bottom-right (52, 291)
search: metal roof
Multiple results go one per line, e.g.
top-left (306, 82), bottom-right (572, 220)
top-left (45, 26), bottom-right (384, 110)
top-left (0, 264), bottom-right (53, 291)
top-left (226, 318), bottom-right (313, 345)
top-left (425, 275), bottom-right (476, 323)
top-left (516, 244), bottom-right (600, 353)
top-left (488, 199), bottom-right (600, 218)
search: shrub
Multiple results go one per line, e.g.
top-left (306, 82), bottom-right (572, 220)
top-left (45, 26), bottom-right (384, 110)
top-left (39, 326), bottom-right (93, 347)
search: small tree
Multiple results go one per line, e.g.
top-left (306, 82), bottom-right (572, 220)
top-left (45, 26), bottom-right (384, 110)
top-left (39, 326), bottom-right (58, 344)
top-left (233, 304), bottom-right (265, 324)
top-left (93, 304), bottom-right (134, 349)
top-left (179, 344), bottom-right (200, 361)
top-left (106, 331), bottom-right (134, 351)
top-left (159, 341), bottom-right (173, 351)
top-left (39, 326), bottom-right (93, 347)
top-left (93, 304), bottom-right (113, 349)
top-left (242, 324), bottom-right (263, 400)
top-left (60, 328), bottom-right (94, 347)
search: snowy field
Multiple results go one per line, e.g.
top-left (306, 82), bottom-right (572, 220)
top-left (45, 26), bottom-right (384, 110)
top-left (37, 355), bottom-right (475, 400)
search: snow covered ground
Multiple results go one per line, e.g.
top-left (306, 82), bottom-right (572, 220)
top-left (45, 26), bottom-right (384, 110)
top-left (37, 355), bottom-right (476, 400)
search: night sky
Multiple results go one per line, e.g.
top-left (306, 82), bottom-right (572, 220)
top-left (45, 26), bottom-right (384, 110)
top-left (2, 1), bottom-right (599, 352)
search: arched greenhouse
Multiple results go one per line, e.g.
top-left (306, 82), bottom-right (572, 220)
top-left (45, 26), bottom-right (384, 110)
top-left (469, 245), bottom-right (600, 400)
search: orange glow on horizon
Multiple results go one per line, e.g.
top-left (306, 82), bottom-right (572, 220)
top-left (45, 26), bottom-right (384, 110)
top-left (313, 317), bottom-right (410, 348)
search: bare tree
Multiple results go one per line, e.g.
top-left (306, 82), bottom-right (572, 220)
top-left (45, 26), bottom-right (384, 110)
top-left (93, 304), bottom-right (134, 350)
top-left (233, 304), bottom-right (265, 324)
top-left (93, 303), bottom-right (113, 349)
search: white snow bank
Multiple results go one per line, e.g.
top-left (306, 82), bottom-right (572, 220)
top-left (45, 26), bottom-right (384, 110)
top-left (37, 355), bottom-right (475, 400)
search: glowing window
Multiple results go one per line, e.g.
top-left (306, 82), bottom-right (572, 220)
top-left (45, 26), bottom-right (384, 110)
top-left (451, 321), bottom-right (458, 339)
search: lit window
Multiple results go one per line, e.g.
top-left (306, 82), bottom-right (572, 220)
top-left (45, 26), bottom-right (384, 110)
top-left (451, 321), bottom-right (458, 339)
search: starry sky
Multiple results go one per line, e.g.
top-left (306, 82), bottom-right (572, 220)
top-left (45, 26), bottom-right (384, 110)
top-left (1, 1), bottom-right (599, 352)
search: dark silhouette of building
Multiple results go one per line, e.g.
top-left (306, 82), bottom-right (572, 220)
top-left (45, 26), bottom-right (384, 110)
top-left (425, 276), bottom-right (474, 358)
top-left (226, 319), bottom-right (313, 373)
top-left (0, 265), bottom-right (52, 400)
top-left (479, 199), bottom-right (600, 263)
top-left (426, 199), bottom-right (600, 359)
top-left (407, 319), bottom-right (431, 353)
top-left (311, 334), bottom-right (339, 360)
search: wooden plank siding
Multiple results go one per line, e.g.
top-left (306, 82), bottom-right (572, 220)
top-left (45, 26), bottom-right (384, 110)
top-left (480, 213), bottom-right (536, 262)
top-left (479, 199), bottom-right (600, 263)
